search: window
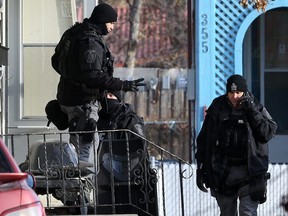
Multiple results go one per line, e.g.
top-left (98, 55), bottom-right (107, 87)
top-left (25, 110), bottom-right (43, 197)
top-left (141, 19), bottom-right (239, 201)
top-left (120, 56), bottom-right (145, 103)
top-left (22, 0), bottom-right (85, 118)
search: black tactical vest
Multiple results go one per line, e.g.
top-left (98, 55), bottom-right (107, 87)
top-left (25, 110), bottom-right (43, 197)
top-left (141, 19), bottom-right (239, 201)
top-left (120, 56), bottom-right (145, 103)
top-left (218, 109), bottom-right (248, 159)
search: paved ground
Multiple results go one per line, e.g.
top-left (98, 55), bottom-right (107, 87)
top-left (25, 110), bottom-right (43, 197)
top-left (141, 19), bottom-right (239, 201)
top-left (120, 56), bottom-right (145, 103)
top-left (39, 195), bottom-right (138, 216)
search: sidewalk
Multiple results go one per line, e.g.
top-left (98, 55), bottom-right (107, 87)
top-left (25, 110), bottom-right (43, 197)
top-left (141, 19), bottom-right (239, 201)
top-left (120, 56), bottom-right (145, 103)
top-left (39, 195), bottom-right (138, 216)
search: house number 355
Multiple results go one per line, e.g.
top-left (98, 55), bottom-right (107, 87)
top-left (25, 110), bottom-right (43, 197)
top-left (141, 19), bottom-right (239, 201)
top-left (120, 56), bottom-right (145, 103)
top-left (201, 14), bottom-right (209, 53)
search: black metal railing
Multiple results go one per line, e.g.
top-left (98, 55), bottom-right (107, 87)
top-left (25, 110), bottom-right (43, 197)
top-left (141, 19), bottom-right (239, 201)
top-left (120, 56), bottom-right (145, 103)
top-left (2, 129), bottom-right (193, 216)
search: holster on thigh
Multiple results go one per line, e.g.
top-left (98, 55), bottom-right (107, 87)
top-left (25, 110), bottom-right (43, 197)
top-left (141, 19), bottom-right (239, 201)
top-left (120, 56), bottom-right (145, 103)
top-left (249, 172), bottom-right (270, 204)
top-left (69, 105), bottom-right (97, 143)
top-left (45, 100), bottom-right (68, 130)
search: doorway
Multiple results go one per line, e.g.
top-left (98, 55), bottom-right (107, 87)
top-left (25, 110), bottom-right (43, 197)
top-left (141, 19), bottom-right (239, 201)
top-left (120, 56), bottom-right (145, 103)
top-left (245, 8), bottom-right (288, 163)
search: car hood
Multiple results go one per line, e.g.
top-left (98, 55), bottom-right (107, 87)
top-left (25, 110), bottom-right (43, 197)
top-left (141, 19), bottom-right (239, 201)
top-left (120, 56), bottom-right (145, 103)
top-left (0, 180), bottom-right (40, 214)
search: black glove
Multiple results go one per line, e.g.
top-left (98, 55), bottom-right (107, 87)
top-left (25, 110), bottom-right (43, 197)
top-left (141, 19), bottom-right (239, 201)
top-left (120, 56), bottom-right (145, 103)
top-left (239, 92), bottom-right (257, 112)
top-left (196, 168), bottom-right (208, 193)
top-left (122, 78), bottom-right (146, 92)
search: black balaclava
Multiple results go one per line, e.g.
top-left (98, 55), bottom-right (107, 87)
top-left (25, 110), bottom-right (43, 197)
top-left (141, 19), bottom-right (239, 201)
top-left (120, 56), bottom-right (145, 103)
top-left (101, 98), bottom-right (119, 113)
top-left (110, 91), bottom-right (122, 102)
top-left (89, 3), bottom-right (117, 35)
top-left (100, 91), bottom-right (122, 113)
top-left (96, 24), bottom-right (109, 35)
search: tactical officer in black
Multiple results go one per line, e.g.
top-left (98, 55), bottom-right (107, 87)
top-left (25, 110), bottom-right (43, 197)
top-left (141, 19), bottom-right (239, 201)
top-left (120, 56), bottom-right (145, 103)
top-left (96, 91), bottom-right (158, 216)
top-left (196, 75), bottom-right (277, 216)
top-left (51, 3), bottom-right (145, 168)
top-left (97, 91), bottom-right (145, 139)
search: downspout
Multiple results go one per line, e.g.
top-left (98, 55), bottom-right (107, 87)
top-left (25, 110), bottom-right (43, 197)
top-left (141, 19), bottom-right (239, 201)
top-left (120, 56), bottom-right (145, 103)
top-left (187, 0), bottom-right (196, 163)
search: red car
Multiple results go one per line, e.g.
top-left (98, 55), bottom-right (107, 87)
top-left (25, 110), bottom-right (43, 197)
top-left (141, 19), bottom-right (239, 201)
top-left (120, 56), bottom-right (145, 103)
top-left (0, 138), bottom-right (46, 216)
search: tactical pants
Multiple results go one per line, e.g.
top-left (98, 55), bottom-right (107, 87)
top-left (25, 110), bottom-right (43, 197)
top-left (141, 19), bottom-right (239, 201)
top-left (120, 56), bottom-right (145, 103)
top-left (60, 101), bottom-right (99, 165)
top-left (211, 166), bottom-right (259, 216)
top-left (214, 185), bottom-right (259, 216)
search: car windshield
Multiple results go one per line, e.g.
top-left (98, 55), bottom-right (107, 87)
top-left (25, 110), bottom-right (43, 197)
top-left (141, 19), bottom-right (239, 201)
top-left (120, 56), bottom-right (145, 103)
top-left (0, 149), bottom-right (13, 173)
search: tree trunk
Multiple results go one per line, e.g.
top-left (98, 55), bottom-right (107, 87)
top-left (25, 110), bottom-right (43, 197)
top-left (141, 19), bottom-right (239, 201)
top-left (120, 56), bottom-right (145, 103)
top-left (124, 0), bottom-right (142, 67)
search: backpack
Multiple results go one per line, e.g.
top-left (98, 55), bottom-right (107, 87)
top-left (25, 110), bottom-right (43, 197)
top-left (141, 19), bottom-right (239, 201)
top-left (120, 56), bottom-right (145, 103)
top-left (51, 22), bottom-right (105, 80)
top-left (116, 110), bottom-right (146, 139)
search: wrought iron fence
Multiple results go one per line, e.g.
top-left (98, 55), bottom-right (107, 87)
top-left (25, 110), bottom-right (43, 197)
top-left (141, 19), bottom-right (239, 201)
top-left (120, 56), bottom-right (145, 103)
top-left (2, 129), bottom-right (193, 216)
